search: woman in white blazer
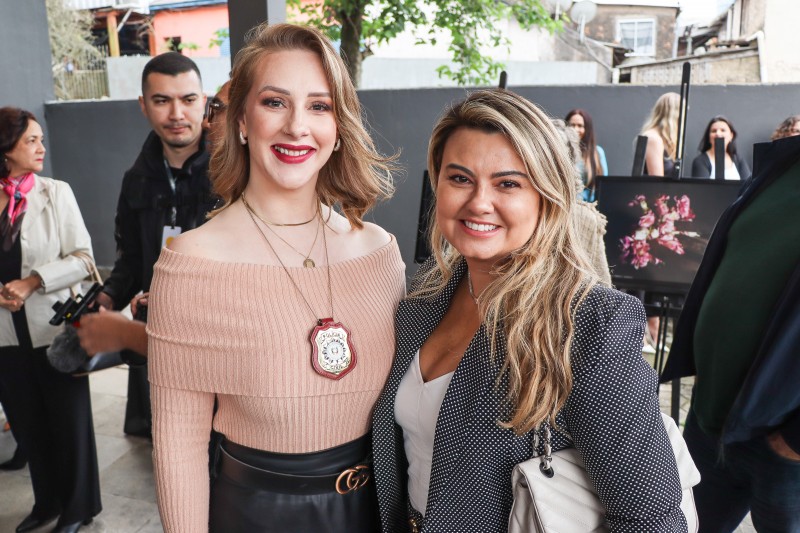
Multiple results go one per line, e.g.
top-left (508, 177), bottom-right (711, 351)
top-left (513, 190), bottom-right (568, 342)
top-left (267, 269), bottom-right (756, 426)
top-left (0, 107), bottom-right (101, 533)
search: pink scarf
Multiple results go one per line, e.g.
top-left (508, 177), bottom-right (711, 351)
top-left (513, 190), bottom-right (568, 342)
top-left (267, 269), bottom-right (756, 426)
top-left (1, 173), bottom-right (35, 226)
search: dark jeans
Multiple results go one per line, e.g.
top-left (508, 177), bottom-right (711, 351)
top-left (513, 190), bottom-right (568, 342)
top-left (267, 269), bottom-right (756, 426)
top-left (684, 409), bottom-right (800, 533)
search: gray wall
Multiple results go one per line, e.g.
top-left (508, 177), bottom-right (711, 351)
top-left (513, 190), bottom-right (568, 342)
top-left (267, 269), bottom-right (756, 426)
top-left (46, 83), bottom-right (800, 270)
top-left (46, 101), bottom-right (151, 267)
top-left (0, 0), bottom-right (55, 176)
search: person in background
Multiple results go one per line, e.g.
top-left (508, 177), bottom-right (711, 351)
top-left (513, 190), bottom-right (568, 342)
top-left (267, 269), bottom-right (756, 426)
top-left (691, 116), bottom-right (750, 181)
top-left (663, 133), bottom-right (800, 533)
top-left (76, 293), bottom-right (148, 357)
top-left (372, 89), bottom-right (686, 532)
top-left (637, 92), bottom-right (681, 348)
top-left (78, 78), bottom-right (231, 360)
top-left (203, 80), bottom-right (230, 148)
top-left (148, 23), bottom-right (405, 532)
top-left (640, 92), bottom-right (680, 177)
top-left (93, 52), bottom-right (216, 438)
top-left (0, 405), bottom-right (27, 470)
top-left (565, 108), bottom-right (607, 202)
top-left (552, 118), bottom-right (611, 286)
top-left (770, 114), bottom-right (800, 141)
top-left (0, 107), bottom-right (100, 533)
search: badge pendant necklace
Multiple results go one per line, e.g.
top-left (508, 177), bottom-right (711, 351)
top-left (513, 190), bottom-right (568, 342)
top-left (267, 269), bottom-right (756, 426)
top-left (243, 198), bottom-right (357, 380)
top-left (241, 193), bottom-right (320, 268)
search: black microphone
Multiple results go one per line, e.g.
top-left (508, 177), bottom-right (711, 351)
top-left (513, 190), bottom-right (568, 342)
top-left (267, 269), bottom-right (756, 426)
top-left (632, 135), bottom-right (649, 176)
top-left (714, 137), bottom-right (725, 180)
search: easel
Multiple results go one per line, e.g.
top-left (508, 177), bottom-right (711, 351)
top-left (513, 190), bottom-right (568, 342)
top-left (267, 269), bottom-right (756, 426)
top-left (630, 63), bottom-right (692, 424)
top-left (644, 296), bottom-right (685, 423)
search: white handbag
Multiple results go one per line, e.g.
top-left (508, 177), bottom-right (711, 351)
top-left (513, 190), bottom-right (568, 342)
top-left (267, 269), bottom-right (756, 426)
top-left (508, 413), bottom-right (701, 533)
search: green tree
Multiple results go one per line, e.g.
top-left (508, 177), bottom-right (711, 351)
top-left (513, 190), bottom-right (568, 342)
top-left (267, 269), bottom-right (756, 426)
top-left (288, 0), bottom-right (561, 87)
top-left (46, 0), bottom-right (103, 99)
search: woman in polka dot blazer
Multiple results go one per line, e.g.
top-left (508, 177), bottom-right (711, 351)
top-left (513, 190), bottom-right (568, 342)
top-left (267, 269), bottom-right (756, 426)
top-left (372, 90), bottom-right (688, 532)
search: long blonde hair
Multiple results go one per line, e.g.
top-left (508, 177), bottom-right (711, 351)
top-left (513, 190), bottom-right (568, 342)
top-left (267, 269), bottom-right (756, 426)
top-left (640, 92), bottom-right (680, 160)
top-left (209, 23), bottom-right (396, 228)
top-left (416, 89), bottom-right (596, 434)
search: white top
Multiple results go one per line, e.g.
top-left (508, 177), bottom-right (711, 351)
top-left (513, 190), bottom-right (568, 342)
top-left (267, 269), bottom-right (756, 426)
top-left (707, 153), bottom-right (741, 181)
top-left (394, 350), bottom-right (454, 516)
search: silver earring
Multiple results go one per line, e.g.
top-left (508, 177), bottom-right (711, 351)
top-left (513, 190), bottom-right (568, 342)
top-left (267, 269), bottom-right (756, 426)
top-left (333, 138), bottom-right (341, 152)
top-left (239, 131), bottom-right (247, 145)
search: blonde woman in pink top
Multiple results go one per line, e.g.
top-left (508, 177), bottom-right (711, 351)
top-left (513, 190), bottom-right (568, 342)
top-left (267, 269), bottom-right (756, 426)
top-left (147, 23), bottom-right (405, 532)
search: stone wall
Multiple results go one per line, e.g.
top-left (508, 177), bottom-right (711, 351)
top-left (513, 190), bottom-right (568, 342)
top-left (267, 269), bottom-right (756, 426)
top-left (627, 50), bottom-right (761, 84)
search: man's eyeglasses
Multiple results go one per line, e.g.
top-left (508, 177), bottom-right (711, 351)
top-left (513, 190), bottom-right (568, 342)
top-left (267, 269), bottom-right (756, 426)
top-left (206, 98), bottom-right (227, 123)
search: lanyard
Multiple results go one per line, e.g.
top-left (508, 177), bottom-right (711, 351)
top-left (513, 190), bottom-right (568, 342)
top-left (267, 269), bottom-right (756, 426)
top-left (162, 160), bottom-right (178, 227)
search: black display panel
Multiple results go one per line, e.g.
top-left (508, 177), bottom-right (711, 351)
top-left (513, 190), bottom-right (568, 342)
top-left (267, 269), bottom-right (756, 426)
top-left (596, 176), bottom-right (741, 293)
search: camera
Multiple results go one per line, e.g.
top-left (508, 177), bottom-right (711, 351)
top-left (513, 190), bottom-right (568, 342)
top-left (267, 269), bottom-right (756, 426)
top-left (49, 282), bottom-right (103, 326)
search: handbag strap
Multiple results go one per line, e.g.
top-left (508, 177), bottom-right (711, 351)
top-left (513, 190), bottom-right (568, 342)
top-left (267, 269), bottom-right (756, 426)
top-left (44, 180), bottom-right (101, 285)
top-left (537, 422), bottom-right (555, 478)
top-left (69, 250), bottom-right (102, 285)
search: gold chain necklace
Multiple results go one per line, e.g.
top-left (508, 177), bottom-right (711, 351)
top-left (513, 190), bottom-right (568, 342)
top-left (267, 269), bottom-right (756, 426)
top-left (244, 197), bottom-right (317, 227)
top-left (242, 197), bottom-right (358, 381)
top-left (242, 193), bottom-right (320, 267)
top-left (467, 270), bottom-right (481, 305)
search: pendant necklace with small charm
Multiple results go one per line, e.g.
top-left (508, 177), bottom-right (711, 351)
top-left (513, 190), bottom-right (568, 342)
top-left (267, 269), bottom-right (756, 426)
top-left (241, 193), bottom-right (322, 268)
top-left (242, 194), bottom-right (357, 380)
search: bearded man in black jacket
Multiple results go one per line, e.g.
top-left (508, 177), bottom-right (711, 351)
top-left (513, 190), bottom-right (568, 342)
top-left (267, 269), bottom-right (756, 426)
top-left (95, 52), bottom-right (216, 437)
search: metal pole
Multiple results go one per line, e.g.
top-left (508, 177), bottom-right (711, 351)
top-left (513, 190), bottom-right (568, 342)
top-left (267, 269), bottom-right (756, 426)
top-left (228, 0), bottom-right (287, 60)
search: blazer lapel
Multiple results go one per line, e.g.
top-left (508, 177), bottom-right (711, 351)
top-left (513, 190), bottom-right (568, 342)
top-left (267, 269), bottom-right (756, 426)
top-left (20, 176), bottom-right (48, 234)
top-left (424, 323), bottom-right (499, 519)
top-left (373, 258), bottom-right (467, 530)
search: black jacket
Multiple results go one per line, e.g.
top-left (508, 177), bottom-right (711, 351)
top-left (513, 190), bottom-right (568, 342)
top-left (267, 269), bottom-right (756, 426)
top-left (373, 259), bottom-right (686, 532)
top-left (103, 131), bottom-right (215, 309)
top-left (663, 135), bottom-right (800, 454)
top-left (690, 151), bottom-right (751, 181)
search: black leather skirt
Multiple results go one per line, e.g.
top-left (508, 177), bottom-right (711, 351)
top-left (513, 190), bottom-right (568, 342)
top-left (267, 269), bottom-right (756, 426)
top-left (209, 434), bottom-right (379, 533)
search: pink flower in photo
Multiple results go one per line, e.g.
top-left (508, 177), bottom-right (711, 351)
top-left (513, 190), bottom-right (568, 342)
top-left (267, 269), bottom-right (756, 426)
top-left (654, 195), bottom-right (670, 217)
top-left (628, 195), bottom-right (648, 210)
top-left (621, 236), bottom-right (662, 269)
top-left (639, 210), bottom-right (656, 228)
top-left (657, 234), bottom-right (685, 255)
top-left (658, 219), bottom-right (675, 237)
top-left (675, 195), bottom-right (696, 221)
top-left (619, 193), bottom-right (699, 269)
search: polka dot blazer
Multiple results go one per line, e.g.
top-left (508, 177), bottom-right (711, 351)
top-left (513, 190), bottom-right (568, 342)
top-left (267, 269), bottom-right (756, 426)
top-left (372, 259), bottom-right (688, 532)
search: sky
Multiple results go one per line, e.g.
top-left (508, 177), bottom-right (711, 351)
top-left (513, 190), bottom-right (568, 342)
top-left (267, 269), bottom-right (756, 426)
top-left (678, 0), bottom-right (736, 26)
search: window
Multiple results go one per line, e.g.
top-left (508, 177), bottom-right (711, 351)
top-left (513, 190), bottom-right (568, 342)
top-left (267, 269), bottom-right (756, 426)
top-left (165, 36), bottom-right (182, 53)
top-left (618, 19), bottom-right (655, 57)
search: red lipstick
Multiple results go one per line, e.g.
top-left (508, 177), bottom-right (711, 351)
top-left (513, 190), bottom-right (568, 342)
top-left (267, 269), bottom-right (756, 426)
top-left (272, 144), bottom-right (315, 164)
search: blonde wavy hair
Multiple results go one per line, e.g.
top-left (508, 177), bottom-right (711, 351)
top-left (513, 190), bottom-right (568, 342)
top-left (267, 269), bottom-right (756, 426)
top-left (209, 23), bottom-right (396, 228)
top-left (640, 92), bottom-right (680, 160)
top-left (414, 89), bottom-right (596, 434)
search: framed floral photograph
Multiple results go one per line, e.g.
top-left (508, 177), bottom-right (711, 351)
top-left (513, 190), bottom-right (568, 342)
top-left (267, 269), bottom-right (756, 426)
top-left (596, 177), bottom-right (742, 293)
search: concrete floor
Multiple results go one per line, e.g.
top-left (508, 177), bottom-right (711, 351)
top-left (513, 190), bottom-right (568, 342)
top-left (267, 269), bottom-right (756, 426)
top-left (0, 367), bottom-right (161, 533)
top-left (0, 363), bottom-right (757, 533)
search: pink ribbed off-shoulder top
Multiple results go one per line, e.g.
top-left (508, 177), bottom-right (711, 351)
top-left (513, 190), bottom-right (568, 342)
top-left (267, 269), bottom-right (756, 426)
top-left (147, 239), bottom-right (405, 532)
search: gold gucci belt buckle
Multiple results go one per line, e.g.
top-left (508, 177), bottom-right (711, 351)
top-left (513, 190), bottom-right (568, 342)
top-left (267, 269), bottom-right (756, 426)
top-left (408, 516), bottom-right (421, 533)
top-left (335, 464), bottom-right (370, 495)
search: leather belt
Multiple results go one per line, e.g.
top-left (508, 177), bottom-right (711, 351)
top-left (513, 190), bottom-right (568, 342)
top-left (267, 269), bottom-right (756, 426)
top-left (218, 446), bottom-right (372, 496)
